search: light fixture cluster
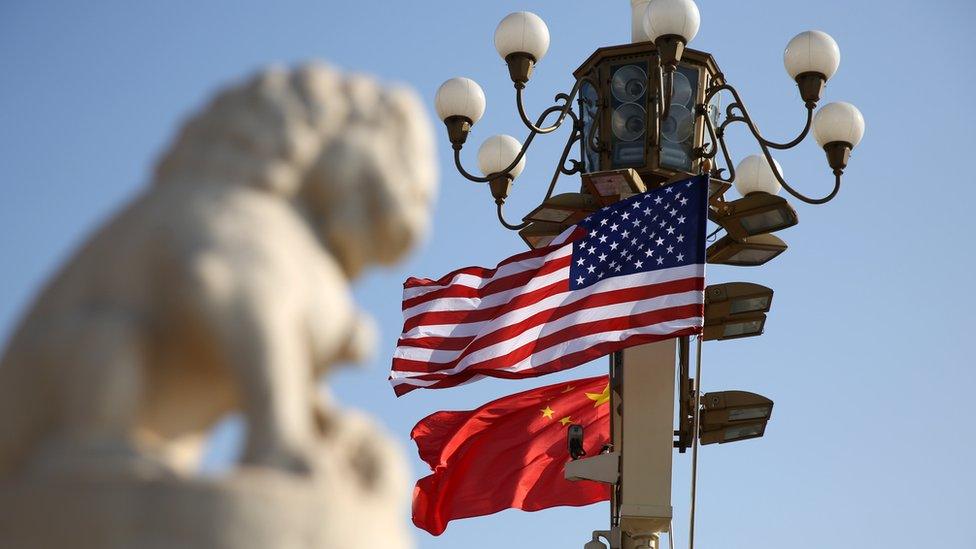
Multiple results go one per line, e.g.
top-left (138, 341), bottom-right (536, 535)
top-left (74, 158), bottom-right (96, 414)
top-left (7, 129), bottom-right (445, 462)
top-left (675, 282), bottom-right (777, 452)
top-left (432, 0), bottom-right (865, 246)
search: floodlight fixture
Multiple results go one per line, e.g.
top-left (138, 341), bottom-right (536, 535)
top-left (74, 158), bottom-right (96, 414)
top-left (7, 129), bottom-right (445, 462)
top-left (523, 192), bottom-right (600, 224)
top-left (702, 311), bottom-right (766, 341)
top-left (704, 282), bottom-right (773, 319)
top-left (706, 233), bottom-right (787, 266)
top-left (580, 169), bottom-right (646, 206)
top-left (700, 420), bottom-right (767, 445)
top-left (700, 391), bottom-right (773, 427)
top-left (712, 192), bottom-right (798, 240)
top-left (699, 390), bottom-right (773, 445)
top-left (518, 220), bottom-right (574, 249)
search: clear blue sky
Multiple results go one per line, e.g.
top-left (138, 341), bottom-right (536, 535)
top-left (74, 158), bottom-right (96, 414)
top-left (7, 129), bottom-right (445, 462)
top-left (1, 1), bottom-right (973, 547)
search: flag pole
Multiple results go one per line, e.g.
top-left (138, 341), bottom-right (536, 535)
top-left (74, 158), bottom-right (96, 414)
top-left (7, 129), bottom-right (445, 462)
top-left (688, 336), bottom-right (703, 549)
top-left (609, 351), bottom-right (621, 528)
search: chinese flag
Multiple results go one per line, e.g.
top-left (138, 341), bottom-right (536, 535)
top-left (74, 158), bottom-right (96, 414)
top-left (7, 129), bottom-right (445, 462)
top-left (411, 376), bottom-right (611, 536)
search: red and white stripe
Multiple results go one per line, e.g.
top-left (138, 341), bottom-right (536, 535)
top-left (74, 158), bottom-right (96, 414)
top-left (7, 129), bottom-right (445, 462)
top-left (390, 229), bottom-right (704, 396)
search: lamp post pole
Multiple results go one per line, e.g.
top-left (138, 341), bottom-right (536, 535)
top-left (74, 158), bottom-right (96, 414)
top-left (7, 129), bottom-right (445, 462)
top-left (609, 13), bottom-right (676, 549)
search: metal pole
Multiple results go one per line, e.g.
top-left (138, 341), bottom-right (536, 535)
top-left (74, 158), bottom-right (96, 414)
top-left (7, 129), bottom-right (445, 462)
top-left (688, 336), bottom-right (703, 549)
top-left (609, 351), bottom-right (621, 528)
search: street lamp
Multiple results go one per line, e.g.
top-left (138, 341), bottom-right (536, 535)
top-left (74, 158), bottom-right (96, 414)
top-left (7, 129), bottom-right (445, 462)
top-left (477, 134), bottom-right (526, 205)
top-left (580, 169), bottom-right (647, 206)
top-left (643, 0), bottom-right (700, 70)
top-left (702, 282), bottom-right (773, 341)
top-left (700, 421), bottom-right (768, 445)
top-left (783, 30), bottom-right (841, 106)
top-left (813, 101), bottom-right (866, 177)
top-left (523, 192), bottom-right (600, 224)
top-left (703, 312), bottom-right (766, 341)
top-left (699, 390), bottom-right (774, 445)
top-left (434, 77), bottom-right (485, 148)
top-left (433, 6), bottom-right (864, 235)
top-left (518, 220), bottom-right (574, 249)
top-left (706, 233), bottom-right (788, 266)
top-left (495, 11), bottom-right (551, 86)
top-left (704, 282), bottom-right (773, 317)
top-left (430, 1), bottom-right (859, 545)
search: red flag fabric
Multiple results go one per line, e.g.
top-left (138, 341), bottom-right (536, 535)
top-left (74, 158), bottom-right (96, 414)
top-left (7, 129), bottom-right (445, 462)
top-left (411, 376), bottom-right (611, 536)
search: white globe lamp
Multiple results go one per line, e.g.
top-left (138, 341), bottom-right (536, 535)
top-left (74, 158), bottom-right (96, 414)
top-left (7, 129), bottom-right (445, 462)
top-left (434, 77), bottom-right (486, 147)
top-left (642, 0), bottom-right (701, 68)
top-left (735, 155), bottom-right (783, 197)
top-left (478, 134), bottom-right (526, 204)
top-left (783, 31), bottom-right (840, 105)
top-left (813, 101), bottom-right (864, 174)
top-left (494, 12), bottom-right (550, 85)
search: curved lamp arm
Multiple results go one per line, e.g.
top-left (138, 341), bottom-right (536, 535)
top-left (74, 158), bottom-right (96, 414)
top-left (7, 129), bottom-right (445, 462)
top-left (699, 105), bottom-right (736, 182)
top-left (754, 135), bottom-right (841, 204)
top-left (496, 110), bottom-right (584, 231)
top-left (515, 77), bottom-right (585, 134)
top-left (496, 201), bottom-right (531, 230)
top-left (452, 105), bottom-right (564, 183)
top-left (454, 73), bottom-right (590, 184)
top-left (701, 82), bottom-right (842, 205)
top-left (706, 84), bottom-right (813, 150)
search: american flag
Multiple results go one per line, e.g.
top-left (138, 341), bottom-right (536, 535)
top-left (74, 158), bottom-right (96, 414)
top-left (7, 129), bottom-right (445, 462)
top-left (389, 175), bottom-right (709, 396)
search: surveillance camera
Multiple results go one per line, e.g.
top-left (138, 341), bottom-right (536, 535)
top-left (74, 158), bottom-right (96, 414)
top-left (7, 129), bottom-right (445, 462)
top-left (568, 424), bottom-right (585, 460)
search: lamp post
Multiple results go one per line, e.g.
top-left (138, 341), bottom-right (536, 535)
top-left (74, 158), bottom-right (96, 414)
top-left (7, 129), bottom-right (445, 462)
top-left (431, 1), bottom-right (863, 547)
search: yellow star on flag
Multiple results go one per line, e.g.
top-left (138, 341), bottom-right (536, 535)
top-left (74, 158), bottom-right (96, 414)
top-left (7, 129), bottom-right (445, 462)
top-left (559, 416), bottom-right (573, 426)
top-left (541, 406), bottom-right (555, 419)
top-left (585, 384), bottom-right (610, 407)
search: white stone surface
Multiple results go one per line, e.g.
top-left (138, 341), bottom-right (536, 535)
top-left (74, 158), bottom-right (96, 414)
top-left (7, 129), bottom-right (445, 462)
top-left (0, 62), bottom-right (436, 548)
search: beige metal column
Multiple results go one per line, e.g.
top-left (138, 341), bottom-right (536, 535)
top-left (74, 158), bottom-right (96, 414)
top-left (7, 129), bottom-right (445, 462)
top-left (616, 340), bottom-right (676, 539)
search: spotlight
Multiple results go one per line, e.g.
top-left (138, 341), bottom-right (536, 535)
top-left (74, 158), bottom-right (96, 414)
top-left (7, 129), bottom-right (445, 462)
top-left (701, 391), bottom-right (773, 425)
top-left (581, 169), bottom-right (647, 206)
top-left (700, 420), bottom-right (768, 445)
top-left (518, 220), bottom-right (574, 249)
top-left (704, 282), bottom-right (773, 318)
top-left (523, 193), bottom-right (600, 224)
top-left (699, 390), bottom-right (773, 445)
top-left (712, 192), bottom-right (798, 240)
top-left (706, 233), bottom-right (787, 266)
top-left (702, 312), bottom-right (765, 341)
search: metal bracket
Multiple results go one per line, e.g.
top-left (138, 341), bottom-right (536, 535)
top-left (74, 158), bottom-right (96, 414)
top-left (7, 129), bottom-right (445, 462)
top-left (565, 452), bottom-right (620, 484)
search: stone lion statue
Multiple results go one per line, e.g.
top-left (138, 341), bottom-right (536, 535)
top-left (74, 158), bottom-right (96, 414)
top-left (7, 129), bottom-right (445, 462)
top-left (0, 62), bottom-right (436, 481)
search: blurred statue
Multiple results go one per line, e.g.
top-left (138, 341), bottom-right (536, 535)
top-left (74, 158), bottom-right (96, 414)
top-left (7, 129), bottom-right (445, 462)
top-left (0, 62), bottom-right (436, 548)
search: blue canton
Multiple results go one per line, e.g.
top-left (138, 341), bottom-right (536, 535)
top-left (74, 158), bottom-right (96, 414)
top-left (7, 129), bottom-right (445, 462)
top-left (569, 175), bottom-right (708, 289)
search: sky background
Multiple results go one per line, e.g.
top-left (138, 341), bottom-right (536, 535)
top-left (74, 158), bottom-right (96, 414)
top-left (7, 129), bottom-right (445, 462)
top-left (1, 1), bottom-right (974, 547)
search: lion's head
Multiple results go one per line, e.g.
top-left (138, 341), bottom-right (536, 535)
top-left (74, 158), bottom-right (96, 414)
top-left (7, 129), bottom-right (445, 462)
top-left (153, 62), bottom-right (437, 279)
